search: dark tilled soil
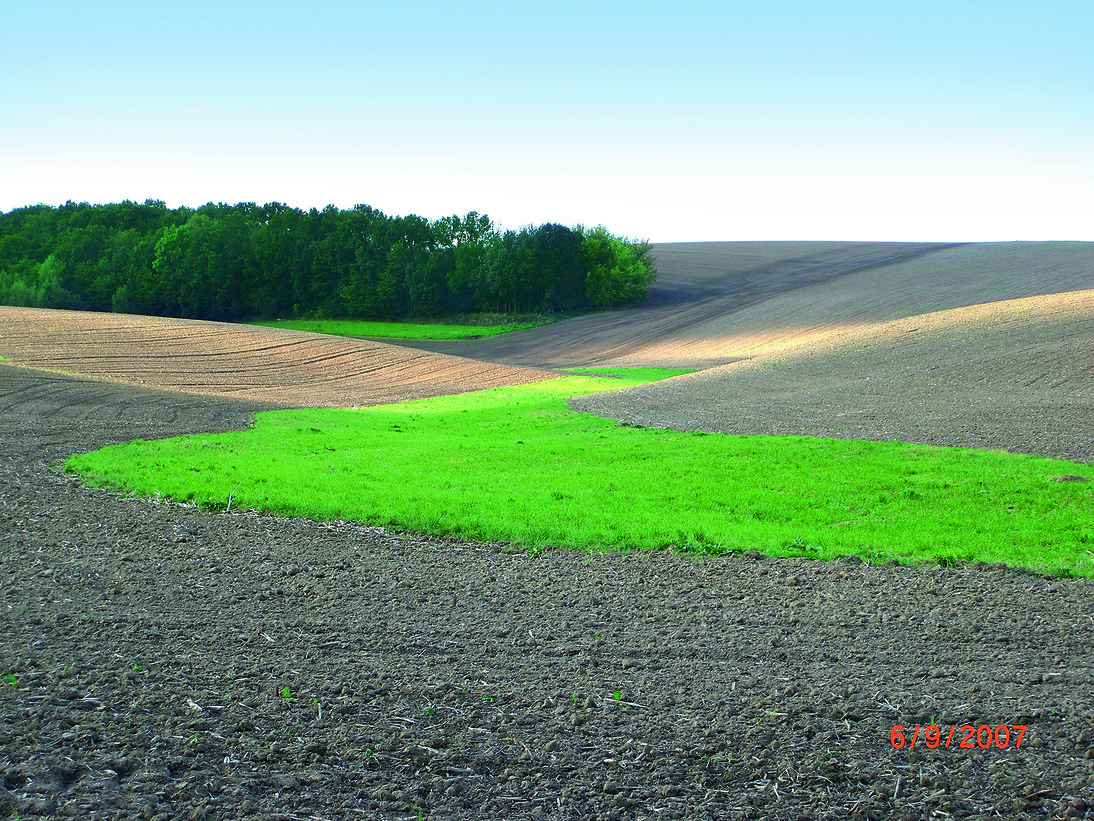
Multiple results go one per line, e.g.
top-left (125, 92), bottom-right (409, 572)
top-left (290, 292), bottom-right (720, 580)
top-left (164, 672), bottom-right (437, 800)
top-left (571, 291), bottom-right (1094, 465)
top-left (396, 242), bottom-right (1094, 373)
top-left (397, 243), bottom-right (961, 369)
top-left (4, 365), bottom-right (1094, 821)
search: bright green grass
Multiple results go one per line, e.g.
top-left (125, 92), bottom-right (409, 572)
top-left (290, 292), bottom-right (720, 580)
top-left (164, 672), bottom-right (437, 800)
top-left (564, 366), bottom-right (698, 380)
top-left (248, 318), bottom-right (546, 340)
top-left (64, 370), bottom-right (1094, 576)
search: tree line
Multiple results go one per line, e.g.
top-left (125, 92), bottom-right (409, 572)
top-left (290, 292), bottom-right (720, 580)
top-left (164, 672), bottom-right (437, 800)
top-left (0, 200), bottom-right (656, 321)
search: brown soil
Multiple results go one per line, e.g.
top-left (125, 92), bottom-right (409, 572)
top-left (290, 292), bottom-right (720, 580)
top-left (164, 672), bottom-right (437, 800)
top-left (4, 364), bottom-right (1094, 821)
top-left (0, 307), bottom-right (556, 407)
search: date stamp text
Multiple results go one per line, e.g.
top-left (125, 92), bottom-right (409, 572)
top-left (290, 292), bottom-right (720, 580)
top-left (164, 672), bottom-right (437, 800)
top-left (890, 724), bottom-right (1026, 750)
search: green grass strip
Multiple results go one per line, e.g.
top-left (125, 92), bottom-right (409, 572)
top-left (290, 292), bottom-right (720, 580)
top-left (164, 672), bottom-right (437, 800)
top-left (65, 370), bottom-right (1094, 576)
top-left (563, 366), bottom-right (698, 380)
top-left (248, 318), bottom-right (546, 340)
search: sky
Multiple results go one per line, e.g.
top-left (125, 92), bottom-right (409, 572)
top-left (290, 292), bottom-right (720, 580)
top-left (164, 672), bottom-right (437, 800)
top-left (2, 0), bottom-right (1092, 242)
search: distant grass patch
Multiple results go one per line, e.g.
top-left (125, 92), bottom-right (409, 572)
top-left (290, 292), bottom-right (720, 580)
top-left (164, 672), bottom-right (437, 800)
top-left (564, 366), bottom-right (698, 380)
top-left (65, 370), bottom-right (1094, 576)
top-left (249, 318), bottom-right (548, 340)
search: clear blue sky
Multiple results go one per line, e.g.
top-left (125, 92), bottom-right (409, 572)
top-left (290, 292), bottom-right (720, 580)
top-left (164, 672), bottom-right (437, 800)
top-left (3, 0), bottom-right (1091, 241)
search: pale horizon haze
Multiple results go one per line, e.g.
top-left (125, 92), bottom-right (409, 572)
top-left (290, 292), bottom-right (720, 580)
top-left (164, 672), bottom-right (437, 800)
top-left (3, 0), bottom-right (1091, 242)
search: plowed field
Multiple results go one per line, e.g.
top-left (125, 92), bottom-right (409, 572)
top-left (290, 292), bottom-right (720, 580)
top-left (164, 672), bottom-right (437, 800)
top-left (575, 288), bottom-right (1094, 463)
top-left (401, 241), bottom-right (1094, 369)
top-left (0, 307), bottom-right (555, 407)
top-left (3, 241), bottom-right (1094, 820)
top-left (4, 365), bottom-right (1094, 821)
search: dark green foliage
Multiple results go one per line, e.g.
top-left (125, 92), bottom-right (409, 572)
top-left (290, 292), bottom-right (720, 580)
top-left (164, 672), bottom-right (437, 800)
top-left (0, 200), bottom-right (656, 321)
top-left (534, 223), bottom-right (585, 312)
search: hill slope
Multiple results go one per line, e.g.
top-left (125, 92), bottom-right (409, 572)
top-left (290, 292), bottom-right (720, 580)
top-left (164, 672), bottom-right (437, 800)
top-left (573, 285), bottom-right (1094, 462)
top-left (401, 241), bottom-right (1094, 369)
top-left (0, 307), bottom-right (555, 408)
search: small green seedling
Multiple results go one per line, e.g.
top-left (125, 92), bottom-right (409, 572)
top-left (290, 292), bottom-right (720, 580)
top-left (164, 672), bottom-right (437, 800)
top-left (280, 686), bottom-right (296, 701)
top-left (132, 663), bottom-right (146, 672)
top-left (613, 690), bottom-right (623, 704)
top-left (425, 705), bottom-right (435, 716)
top-left (481, 692), bottom-right (495, 703)
top-left (188, 732), bottom-right (200, 747)
top-left (787, 536), bottom-right (820, 553)
top-left (409, 803), bottom-right (424, 821)
top-left (3, 672), bottom-right (18, 688)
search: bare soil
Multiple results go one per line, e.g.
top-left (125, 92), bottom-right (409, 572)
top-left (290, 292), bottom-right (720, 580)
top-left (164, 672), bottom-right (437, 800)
top-left (3, 241), bottom-right (1094, 819)
top-left (400, 241), bottom-right (1094, 370)
top-left (574, 289), bottom-right (1094, 463)
top-left (3, 371), bottom-right (1094, 820)
top-left (0, 307), bottom-right (555, 408)
top-left (397, 242), bottom-right (960, 369)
